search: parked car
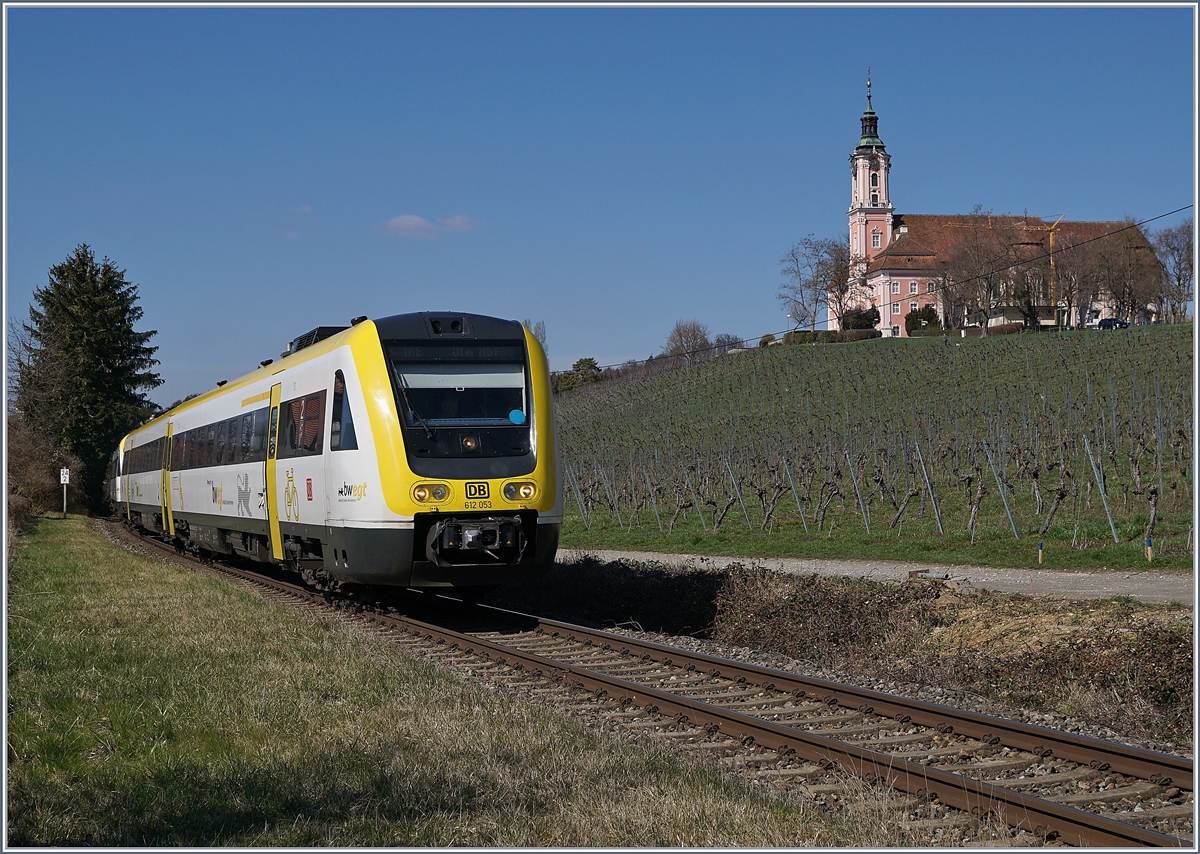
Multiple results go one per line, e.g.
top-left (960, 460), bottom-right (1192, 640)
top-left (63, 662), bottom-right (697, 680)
top-left (1097, 318), bottom-right (1130, 330)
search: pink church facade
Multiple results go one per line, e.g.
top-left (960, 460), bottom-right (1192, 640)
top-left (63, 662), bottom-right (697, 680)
top-left (838, 81), bottom-right (1144, 336)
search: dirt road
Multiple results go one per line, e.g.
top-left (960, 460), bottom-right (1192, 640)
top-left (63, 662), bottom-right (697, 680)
top-left (559, 549), bottom-right (1195, 606)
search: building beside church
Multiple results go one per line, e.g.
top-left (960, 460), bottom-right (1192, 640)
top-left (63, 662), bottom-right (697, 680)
top-left (843, 80), bottom-right (1159, 336)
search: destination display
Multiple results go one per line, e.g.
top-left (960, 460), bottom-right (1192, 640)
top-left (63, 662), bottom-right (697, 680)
top-left (387, 342), bottom-right (525, 362)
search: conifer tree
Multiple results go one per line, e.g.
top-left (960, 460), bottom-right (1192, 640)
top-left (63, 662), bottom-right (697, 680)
top-left (16, 245), bottom-right (162, 509)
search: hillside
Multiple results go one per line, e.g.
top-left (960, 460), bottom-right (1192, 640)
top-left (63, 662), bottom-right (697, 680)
top-left (553, 327), bottom-right (1193, 570)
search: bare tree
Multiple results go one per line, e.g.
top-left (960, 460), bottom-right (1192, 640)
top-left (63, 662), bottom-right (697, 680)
top-left (778, 235), bottom-right (857, 332)
top-left (822, 235), bottom-right (871, 330)
top-left (1092, 219), bottom-right (1161, 322)
top-left (1051, 241), bottom-right (1094, 328)
top-left (942, 215), bottom-right (1015, 335)
top-left (713, 333), bottom-right (742, 355)
top-left (522, 318), bottom-right (548, 355)
top-left (1153, 220), bottom-right (1194, 324)
top-left (663, 320), bottom-right (712, 364)
top-left (778, 236), bottom-right (828, 332)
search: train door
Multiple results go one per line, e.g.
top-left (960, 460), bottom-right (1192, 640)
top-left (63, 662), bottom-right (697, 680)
top-left (162, 423), bottom-right (175, 535)
top-left (123, 436), bottom-right (133, 521)
top-left (266, 383), bottom-right (284, 560)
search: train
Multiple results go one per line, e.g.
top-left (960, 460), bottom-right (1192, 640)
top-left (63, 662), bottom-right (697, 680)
top-left (106, 312), bottom-right (561, 592)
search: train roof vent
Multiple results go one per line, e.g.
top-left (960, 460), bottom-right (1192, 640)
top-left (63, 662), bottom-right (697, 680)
top-left (423, 315), bottom-right (473, 337)
top-left (284, 325), bottom-right (350, 357)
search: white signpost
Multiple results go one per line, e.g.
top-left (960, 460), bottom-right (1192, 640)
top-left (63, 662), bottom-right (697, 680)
top-left (60, 468), bottom-right (69, 518)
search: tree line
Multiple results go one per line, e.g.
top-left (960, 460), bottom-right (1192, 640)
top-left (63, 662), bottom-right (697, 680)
top-left (777, 215), bottom-right (1193, 334)
top-left (8, 245), bottom-right (161, 515)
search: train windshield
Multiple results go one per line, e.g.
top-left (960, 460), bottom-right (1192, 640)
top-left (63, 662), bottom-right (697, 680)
top-left (387, 343), bottom-right (528, 428)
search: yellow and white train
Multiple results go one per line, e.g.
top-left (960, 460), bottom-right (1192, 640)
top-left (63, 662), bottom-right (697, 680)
top-left (106, 312), bottom-right (560, 590)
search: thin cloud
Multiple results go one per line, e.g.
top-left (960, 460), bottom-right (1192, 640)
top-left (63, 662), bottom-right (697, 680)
top-left (441, 214), bottom-right (474, 231)
top-left (386, 213), bottom-right (478, 238)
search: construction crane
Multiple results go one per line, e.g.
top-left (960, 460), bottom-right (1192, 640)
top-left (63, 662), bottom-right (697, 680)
top-left (1013, 213), bottom-right (1066, 326)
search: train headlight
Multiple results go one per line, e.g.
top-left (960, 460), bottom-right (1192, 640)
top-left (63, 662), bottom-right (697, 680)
top-left (503, 482), bottom-right (536, 501)
top-left (413, 483), bottom-right (450, 503)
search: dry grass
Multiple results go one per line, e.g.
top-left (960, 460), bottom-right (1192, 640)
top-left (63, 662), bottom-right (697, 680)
top-left (8, 516), bottom-right (866, 847)
top-left (490, 556), bottom-right (1192, 749)
top-left (708, 566), bottom-right (1193, 747)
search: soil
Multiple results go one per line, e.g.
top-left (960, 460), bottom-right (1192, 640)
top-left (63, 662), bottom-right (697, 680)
top-left (560, 548), bottom-right (1196, 606)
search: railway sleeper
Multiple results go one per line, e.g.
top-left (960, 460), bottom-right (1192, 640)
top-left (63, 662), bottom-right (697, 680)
top-left (1048, 780), bottom-right (1165, 805)
top-left (995, 766), bottom-right (1105, 789)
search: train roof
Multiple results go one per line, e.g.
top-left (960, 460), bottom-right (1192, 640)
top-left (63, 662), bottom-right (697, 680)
top-left (127, 312), bottom-right (530, 438)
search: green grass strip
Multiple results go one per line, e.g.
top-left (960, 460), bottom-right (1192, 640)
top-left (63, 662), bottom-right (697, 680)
top-left (8, 516), bottom-right (846, 847)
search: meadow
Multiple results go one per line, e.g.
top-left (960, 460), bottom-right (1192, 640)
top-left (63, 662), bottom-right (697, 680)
top-left (8, 516), bottom-right (854, 846)
top-left (554, 326), bottom-right (1192, 570)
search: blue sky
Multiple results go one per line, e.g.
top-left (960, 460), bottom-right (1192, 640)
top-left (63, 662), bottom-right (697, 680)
top-left (5, 5), bottom-right (1195, 407)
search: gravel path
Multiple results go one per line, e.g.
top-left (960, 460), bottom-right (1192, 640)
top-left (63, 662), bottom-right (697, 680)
top-left (559, 548), bottom-right (1195, 606)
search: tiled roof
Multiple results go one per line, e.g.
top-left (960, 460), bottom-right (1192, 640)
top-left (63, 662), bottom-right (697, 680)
top-left (867, 214), bottom-right (1154, 275)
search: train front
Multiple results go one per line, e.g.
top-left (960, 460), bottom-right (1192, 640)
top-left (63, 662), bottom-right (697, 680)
top-left (367, 312), bottom-right (560, 588)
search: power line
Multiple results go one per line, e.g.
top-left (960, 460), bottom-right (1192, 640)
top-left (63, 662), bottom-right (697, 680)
top-left (552, 204), bottom-right (1192, 377)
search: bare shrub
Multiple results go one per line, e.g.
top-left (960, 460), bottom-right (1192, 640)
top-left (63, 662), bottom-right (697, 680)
top-left (7, 414), bottom-right (82, 515)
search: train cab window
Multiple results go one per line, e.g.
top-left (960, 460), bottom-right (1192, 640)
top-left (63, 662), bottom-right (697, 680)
top-left (388, 345), bottom-right (528, 429)
top-left (281, 391), bottom-right (327, 457)
top-left (330, 370), bottom-right (358, 451)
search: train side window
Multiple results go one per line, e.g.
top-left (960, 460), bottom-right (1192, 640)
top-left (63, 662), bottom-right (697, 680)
top-left (226, 418), bottom-right (239, 464)
top-left (216, 421), bottom-right (227, 466)
top-left (240, 413), bottom-right (254, 462)
top-left (251, 407), bottom-right (269, 462)
top-left (282, 391), bottom-right (327, 457)
top-left (205, 424), bottom-right (217, 467)
top-left (331, 371), bottom-right (358, 451)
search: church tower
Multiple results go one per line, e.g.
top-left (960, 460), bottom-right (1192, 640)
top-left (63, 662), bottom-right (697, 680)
top-left (848, 74), bottom-right (893, 271)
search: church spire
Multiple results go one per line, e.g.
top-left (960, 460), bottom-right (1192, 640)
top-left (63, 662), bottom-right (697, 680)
top-left (857, 69), bottom-right (885, 152)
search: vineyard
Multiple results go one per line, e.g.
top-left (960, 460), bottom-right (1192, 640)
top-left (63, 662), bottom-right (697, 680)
top-left (553, 327), bottom-right (1193, 571)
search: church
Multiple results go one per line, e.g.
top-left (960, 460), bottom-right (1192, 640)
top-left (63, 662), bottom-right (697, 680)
top-left (843, 79), bottom-right (1155, 336)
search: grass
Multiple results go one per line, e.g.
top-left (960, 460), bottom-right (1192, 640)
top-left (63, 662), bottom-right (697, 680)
top-left (7, 514), bottom-right (873, 847)
top-left (558, 510), bottom-right (1192, 571)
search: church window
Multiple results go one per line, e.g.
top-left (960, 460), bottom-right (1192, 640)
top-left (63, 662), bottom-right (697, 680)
top-left (892, 326), bottom-right (900, 337)
top-left (891, 281), bottom-right (899, 295)
top-left (870, 172), bottom-right (878, 188)
top-left (909, 282), bottom-right (918, 294)
top-left (910, 302), bottom-right (918, 314)
top-left (927, 281), bottom-right (935, 294)
top-left (891, 302), bottom-right (900, 315)
top-left (871, 193), bottom-right (879, 205)
top-left (872, 231), bottom-right (881, 249)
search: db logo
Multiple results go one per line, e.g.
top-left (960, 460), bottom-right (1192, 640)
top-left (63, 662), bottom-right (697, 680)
top-left (465, 482), bottom-right (489, 499)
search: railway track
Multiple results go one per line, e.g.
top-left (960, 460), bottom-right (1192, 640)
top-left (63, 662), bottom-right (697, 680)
top-left (102, 520), bottom-right (1193, 847)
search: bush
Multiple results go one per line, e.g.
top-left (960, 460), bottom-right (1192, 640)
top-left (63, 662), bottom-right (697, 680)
top-left (6, 416), bottom-right (80, 516)
top-left (9, 495), bottom-right (32, 531)
top-left (990, 322), bottom-right (1025, 335)
top-left (816, 330), bottom-right (839, 344)
top-left (904, 305), bottom-right (941, 336)
top-left (842, 307), bottom-right (880, 330)
top-left (759, 333), bottom-right (776, 348)
top-left (842, 328), bottom-right (882, 342)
